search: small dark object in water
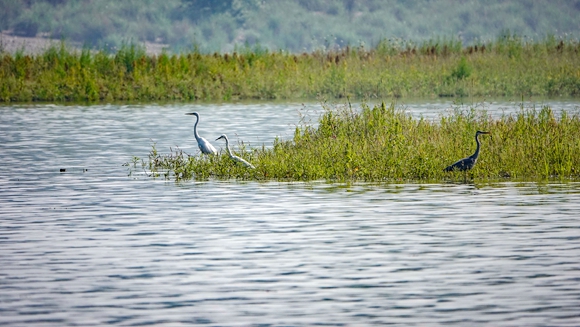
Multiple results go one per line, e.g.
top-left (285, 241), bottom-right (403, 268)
top-left (60, 168), bottom-right (66, 172)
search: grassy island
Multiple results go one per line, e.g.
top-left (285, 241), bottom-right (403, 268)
top-left (139, 101), bottom-right (580, 182)
top-left (1, 36), bottom-right (579, 102)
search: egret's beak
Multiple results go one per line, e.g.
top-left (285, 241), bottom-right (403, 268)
top-left (185, 113), bottom-right (195, 115)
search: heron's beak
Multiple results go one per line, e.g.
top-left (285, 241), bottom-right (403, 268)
top-left (185, 113), bottom-right (194, 115)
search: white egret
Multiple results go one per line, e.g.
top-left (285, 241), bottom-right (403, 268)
top-left (215, 134), bottom-right (255, 169)
top-left (185, 112), bottom-right (217, 155)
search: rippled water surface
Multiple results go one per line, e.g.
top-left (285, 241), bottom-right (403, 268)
top-left (1, 101), bottom-right (580, 326)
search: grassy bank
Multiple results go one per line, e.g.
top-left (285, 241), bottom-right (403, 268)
top-left (1, 36), bottom-right (580, 102)
top-left (140, 101), bottom-right (580, 182)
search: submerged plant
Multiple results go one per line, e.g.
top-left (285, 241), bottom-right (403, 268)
top-left (145, 102), bottom-right (580, 182)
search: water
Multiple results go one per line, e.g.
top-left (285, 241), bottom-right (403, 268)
top-left (1, 101), bottom-right (580, 326)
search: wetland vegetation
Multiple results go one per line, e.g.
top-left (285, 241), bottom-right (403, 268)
top-left (1, 36), bottom-right (579, 102)
top-left (140, 101), bottom-right (580, 182)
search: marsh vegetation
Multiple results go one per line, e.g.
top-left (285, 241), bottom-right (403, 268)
top-left (142, 101), bottom-right (580, 182)
top-left (1, 36), bottom-right (579, 102)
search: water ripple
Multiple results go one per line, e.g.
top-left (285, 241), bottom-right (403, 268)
top-left (1, 103), bottom-right (580, 326)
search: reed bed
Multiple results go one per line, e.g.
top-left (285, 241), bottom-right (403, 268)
top-left (141, 101), bottom-right (580, 182)
top-left (1, 36), bottom-right (579, 102)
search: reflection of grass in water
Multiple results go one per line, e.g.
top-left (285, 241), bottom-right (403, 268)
top-left (143, 101), bottom-right (580, 182)
top-left (1, 36), bottom-right (579, 102)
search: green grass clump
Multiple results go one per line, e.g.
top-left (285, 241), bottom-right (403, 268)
top-left (1, 36), bottom-right (580, 102)
top-left (143, 101), bottom-right (580, 182)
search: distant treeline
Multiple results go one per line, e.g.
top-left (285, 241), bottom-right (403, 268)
top-left (1, 36), bottom-right (579, 102)
top-left (1, 0), bottom-right (579, 52)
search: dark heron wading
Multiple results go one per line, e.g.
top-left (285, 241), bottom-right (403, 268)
top-left (185, 112), bottom-right (218, 155)
top-left (444, 130), bottom-right (490, 173)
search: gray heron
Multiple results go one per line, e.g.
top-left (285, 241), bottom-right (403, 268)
top-left (444, 130), bottom-right (490, 174)
top-left (185, 112), bottom-right (218, 155)
top-left (216, 134), bottom-right (255, 169)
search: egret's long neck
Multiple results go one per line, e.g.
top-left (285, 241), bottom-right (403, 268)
top-left (193, 116), bottom-right (201, 140)
top-left (471, 133), bottom-right (481, 159)
top-left (224, 137), bottom-right (234, 157)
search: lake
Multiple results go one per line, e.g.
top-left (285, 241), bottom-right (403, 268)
top-left (1, 99), bottom-right (579, 326)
